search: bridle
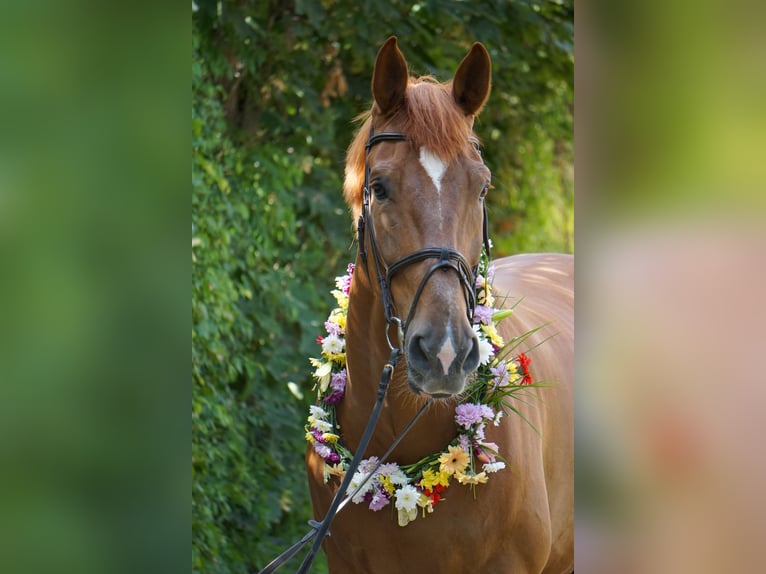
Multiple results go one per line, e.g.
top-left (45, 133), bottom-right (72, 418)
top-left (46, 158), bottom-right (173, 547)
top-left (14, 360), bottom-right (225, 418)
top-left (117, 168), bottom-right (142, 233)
top-left (357, 126), bottom-right (492, 350)
top-left (258, 126), bottom-right (492, 574)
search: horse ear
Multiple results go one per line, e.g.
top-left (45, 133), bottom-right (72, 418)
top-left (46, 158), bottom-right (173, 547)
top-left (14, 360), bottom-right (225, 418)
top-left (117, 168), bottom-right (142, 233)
top-left (452, 42), bottom-right (492, 116)
top-left (372, 36), bottom-right (409, 116)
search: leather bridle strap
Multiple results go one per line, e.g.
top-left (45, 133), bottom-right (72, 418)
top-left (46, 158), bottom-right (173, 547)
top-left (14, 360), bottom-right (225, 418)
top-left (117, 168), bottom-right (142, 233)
top-left (358, 127), bottom-right (489, 348)
top-left (388, 247), bottom-right (477, 336)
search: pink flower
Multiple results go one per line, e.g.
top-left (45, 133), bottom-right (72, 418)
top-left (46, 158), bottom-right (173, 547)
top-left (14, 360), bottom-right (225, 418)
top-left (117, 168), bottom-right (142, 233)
top-left (335, 266), bottom-right (354, 295)
top-left (325, 320), bottom-right (343, 336)
top-left (476, 442), bottom-right (499, 463)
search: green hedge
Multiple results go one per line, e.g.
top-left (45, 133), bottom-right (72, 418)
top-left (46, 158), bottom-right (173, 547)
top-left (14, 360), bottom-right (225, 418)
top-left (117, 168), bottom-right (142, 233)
top-left (192, 32), bottom-right (346, 571)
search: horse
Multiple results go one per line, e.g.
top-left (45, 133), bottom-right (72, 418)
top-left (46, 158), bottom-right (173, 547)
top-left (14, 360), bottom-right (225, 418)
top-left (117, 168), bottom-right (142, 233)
top-left (305, 37), bottom-right (573, 574)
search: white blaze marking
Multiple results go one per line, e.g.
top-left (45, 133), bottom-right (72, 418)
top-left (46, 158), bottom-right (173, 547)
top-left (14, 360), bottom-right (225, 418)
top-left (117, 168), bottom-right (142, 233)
top-left (419, 147), bottom-right (447, 226)
top-left (436, 334), bottom-right (457, 374)
top-left (419, 147), bottom-right (447, 192)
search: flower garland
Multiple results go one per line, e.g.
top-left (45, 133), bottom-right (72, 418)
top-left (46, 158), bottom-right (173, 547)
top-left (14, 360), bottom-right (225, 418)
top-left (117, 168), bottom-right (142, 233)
top-left (306, 251), bottom-right (538, 527)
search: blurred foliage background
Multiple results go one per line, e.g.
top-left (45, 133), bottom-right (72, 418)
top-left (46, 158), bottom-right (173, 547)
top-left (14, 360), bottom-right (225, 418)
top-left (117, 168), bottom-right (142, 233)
top-left (192, 1), bottom-right (572, 571)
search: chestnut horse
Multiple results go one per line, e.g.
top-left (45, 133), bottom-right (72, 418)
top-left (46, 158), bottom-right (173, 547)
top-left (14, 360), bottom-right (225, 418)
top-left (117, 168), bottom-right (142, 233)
top-left (306, 37), bottom-right (573, 573)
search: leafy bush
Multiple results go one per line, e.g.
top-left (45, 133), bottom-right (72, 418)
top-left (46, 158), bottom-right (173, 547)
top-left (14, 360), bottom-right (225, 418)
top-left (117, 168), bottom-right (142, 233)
top-left (192, 31), bottom-right (346, 572)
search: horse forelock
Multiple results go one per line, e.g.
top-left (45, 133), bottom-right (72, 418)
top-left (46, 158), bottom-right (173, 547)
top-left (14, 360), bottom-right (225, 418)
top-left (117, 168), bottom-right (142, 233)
top-left (343, 78), bottom-right (478, 218)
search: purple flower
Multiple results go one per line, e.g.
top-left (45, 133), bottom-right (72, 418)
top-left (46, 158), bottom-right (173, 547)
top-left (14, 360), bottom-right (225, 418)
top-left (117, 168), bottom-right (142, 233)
top-left (368, 489), bottom-right (390, 511)
top-left (474, 305), bottom-right (494, 325)
top-left (323, 389), bottom-right (345, 405)
top-left (455, 403), bottom-right (495, 428)
top-left (455, 403), bottom-right (482, 427)
top-left (331, 369), bottom-right (347, 391)
top-left (457, 434), bottom-right (471, 452)
top-left (359, 457), bottom-right (379, 473)
top-left (326, 451), bottom-right (340, 464)
top-left (377, 462), bottom-right (400, 476)
top-left (313, 443), bottom-right (332, 459)
top-left (490, 363), bottom-right (510, 387)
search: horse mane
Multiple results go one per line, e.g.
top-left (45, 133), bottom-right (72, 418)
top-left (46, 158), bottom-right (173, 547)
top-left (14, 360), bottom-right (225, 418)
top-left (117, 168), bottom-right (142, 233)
top-left (344, 77), bottom-right (478, 216)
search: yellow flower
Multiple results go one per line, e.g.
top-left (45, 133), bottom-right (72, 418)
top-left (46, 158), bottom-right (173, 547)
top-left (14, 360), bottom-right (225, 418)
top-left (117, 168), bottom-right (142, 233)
top-left (455, 471), bottom-right (488, 485)
top-left (477, 285), bottom-right (495, 307)
top-left (419, 469), bottom-right (450, 490)
top-left (379, 475), bottom-right (395, 495)
top-left (481, 323), bottom-right (505, 348)
top-left (329, 309), bottom-right (346, 330)
top-left (438, 445), bottom-right (470, 476)
top-left (324, 352), bottom-right (346, 365)
top-left (417, 493), bottom-right (434, 516)
top-left (322, 433), bottom-right (339, 444)
top-left (331, 290), bottom-right (349, 310)
top-left (305, 431), bottom-right (315, 443)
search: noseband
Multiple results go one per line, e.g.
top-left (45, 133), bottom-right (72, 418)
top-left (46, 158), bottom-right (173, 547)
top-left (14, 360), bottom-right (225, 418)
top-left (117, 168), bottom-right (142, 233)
top-left (357, 127), bottom-right (492, 349)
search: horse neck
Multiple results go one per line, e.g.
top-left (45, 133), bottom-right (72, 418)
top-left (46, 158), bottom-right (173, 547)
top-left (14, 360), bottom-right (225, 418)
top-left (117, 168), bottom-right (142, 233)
top-left (337, 254), bottom-right (458, 464)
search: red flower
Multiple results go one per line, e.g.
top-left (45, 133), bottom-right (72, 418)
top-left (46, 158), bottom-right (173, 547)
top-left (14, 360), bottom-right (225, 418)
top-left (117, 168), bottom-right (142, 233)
top-left (315, 334), bottom-right (324, 345)
top-left (422, 484), bottom-right (447, 506)
top-left (517, 353), bottom-right (533, 385)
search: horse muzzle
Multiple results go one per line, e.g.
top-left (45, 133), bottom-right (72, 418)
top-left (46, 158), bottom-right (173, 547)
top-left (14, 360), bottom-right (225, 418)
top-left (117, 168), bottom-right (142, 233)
top-left (405, 324), bottom-right (480, 397)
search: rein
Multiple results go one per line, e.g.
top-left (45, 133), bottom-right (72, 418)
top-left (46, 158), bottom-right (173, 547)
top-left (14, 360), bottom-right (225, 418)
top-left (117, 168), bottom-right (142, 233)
top-left (258, 347), bottom-right (432, 574)
top-left (258, 128), bottom-right (491, 574)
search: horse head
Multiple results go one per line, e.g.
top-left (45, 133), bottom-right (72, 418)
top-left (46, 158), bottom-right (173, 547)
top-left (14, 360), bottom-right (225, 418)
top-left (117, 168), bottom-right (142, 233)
top-left (345, 37), bottom-right (493, 398)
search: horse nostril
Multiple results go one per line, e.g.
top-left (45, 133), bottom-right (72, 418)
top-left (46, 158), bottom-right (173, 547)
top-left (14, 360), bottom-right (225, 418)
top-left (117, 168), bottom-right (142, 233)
top-left (463, 335), bottom-right (480, 374)
top-left (407, 334), bottom-right (431, 373)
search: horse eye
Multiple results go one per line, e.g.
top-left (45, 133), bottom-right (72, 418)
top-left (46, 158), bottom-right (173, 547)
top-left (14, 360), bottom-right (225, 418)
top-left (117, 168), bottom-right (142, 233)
top-left (479, 184), bottom-right (489, 199)
top-left (371, 181), bottom-right (388, 200)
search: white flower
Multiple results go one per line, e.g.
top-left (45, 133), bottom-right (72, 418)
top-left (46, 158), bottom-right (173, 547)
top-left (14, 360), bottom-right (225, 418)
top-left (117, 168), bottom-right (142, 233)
top-left (473, 326), bottom-right (495, 365)
top-left (394, 484), bottom-right (420, 512)
top-left (322, 334), bottom-right (345, 355)
top-left (388, 469), bottom-right (408, 486)
top-left (311, 419), bottom-right (332, 433)
top-left (349, 471), bottom-right (373, 504)
top-left (482, 461), bottom-right (506, 474)
top-left (309, 405), bottom-right (328, 419)
top-left (312, 360), bottom-right (333, 392)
